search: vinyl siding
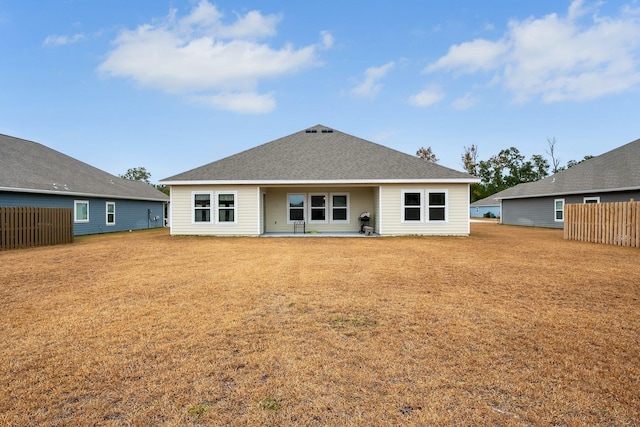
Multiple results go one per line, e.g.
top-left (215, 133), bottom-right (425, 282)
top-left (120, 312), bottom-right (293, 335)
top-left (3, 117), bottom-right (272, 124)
top-left (501, 197), bottom-right (556, 228)
top-left (262, 186), bottom-right (377, 233)
top-left (501, 190), bottom-right (640, 229)
top-left (374, 187), bottom-right (381, 234)
top-left (169, 183), bottom-right (472, 236)
top-left (0, 191), bottom-right (165, 235)
top-left (379, 184), bottom-right (470, 235)
top-left (470, 205), bottom-right (500, 218)
top-left (169, 185), bottom-right (260, 235)
top-left (590, 190), bottom-right (640, 203)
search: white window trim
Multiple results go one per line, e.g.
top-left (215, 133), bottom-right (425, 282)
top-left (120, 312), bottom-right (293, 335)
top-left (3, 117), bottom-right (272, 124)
top-left (215, 191), bottom-right (237, 225)
top-left (308, 193), bottom-right (329, 224)
top-left (287, 193), bottom-right (306, 224)
top-left (401, 190), bottom-right (423, 223)
top-left (106, 202), bottom-right (115, 226)
top-left (192, 191), bottom-right (213, 224)
top-left (554, 198), bottom-right (565, 222)
top-left (330, 192), bottom-right (350, 224)
top-left (584, 196), bottom-right (600, 204)
top-left (74, 200), bottom-right (89, 223)
top-left (426, 189), bottom-right (448, 223)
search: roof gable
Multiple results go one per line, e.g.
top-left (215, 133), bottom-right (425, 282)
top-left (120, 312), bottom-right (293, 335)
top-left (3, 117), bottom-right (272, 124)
top-left (496, 138), bottom-right (640, 199)
top-left (0, 134), bottom-right (168, 201)
top-left (162, 125), bottom-right (476, 183)
top-left (470, 197), bottom-right (500, 207)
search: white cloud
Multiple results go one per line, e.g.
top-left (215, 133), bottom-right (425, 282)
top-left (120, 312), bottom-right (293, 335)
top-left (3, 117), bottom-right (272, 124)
top-left (425, 38), bottom-right (508, 73)
top-left (424, 0), bottom-right (640, 103)
top-left (371, 130), bottom-right (394, 142)
top-left (98, 1), bottom-right (331, 114)
top-left (452, 92), bottom-right (480, 110)
top-left (215, 10), bottom-right (282, 39)
top-left (320, 30), bottom-right (334, 49)
top-left (567, 0), bottom-right (591, 21)
top-left (351, 61), bottom-right (395, 99)
top-left (408, 86), bottom-right (445, 107)
top-left (189, 92), bottom-right (276, 114)
top-left (43, 33), bottom-right (84, 47)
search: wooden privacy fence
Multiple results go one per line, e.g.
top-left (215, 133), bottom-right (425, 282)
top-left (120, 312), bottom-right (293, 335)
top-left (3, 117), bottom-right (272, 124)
top-left (564, 200), bottom-right (639, 248)
top-left (0, 207), bottom-right (73, 250)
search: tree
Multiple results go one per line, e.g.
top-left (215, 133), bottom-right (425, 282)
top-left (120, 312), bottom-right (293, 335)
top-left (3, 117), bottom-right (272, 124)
top-left (546, 137), bottom-right (561, 174)
top-left (120, 166), bottom-right (151, 183)
top-left (461, 144), bottom-right (482, 201)
top-left (468, 147), bottom-right (549, 201)
top-left (461, 144), bottom-right (479, 175)
top-left (120, 166), bottom-right (170, 195)
top-left (529, 154), bottom-right (550, 181)
top-left (566, 155), bottom-right (594, 169)
top-left (416, 146), bottom-right (439, 163)
top-left (154, 184), bottom-right (170, 196)
top-left (545, 138), bottom-right (593, 172)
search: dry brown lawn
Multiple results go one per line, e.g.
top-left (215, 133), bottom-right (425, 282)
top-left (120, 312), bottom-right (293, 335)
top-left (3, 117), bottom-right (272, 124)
top-left (1, 224), bottom-right (639, 426)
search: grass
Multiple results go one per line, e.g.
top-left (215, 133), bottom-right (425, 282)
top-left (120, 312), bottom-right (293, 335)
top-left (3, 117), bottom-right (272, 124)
top-left (256, 396), bottom-right (282, 411)
top-left (1, 224), bottom-right (639, 425)
top-left (187, 403), bottom-right (212, 418)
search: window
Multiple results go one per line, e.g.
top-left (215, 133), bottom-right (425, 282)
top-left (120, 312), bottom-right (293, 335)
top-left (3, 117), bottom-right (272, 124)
top-left (106, 202), bottom-right (115, 225)
top-left (288, 194), bottom-right (305, 223)
top-left (331, 193), bottom-right (349, 223)
top-left (309, 193), bottom-right (328, 223)
top-left (74, 200), bottom-right (89, 223)
top-left (193, 192), bottom-right (212, 223)
top-left (584, 197), bottom-right (600, 204)
top-left (427, 191), bottom-right (447, 221)
top-left (554, 199), bottom-right (565, 222)
top-left (402, 191), bottom-right (422, 222)
top-left (216, 192), bottom-right (236, 224)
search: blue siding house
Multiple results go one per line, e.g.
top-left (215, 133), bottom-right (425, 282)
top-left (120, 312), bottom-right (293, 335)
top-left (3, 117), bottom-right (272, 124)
top-left (1, 134), bottom-right (168, 236)
top-left (470, 197), bottom-right (500, 218)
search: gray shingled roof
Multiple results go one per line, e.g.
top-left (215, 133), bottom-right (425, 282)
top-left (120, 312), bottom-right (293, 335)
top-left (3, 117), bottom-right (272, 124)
top-left (470, 196), bottom-right (500, 207)
top-left (495, 138), bottom-right (640, 200)
top-left (162, 125), bottom-right (476, 183)
top-left (0, 134), bottom-right (169, 201)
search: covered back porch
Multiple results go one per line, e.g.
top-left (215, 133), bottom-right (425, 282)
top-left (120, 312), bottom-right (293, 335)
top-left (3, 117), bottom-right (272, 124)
top-left (261, 231), bottom-right (378, 237)
top-left (259, 185), bottom-right (379, 235)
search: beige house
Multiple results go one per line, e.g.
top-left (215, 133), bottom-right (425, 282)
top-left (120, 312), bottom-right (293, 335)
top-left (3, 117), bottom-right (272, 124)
top-left (160, 125), bottom-right (479, 236)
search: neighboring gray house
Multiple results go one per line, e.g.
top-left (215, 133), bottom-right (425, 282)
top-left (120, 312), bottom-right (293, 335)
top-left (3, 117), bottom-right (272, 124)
top-left (470, 196), bottom-right (500, 218)
top-left (0, 134), bottom-right (169, 235)
top-left (495, 138), bottom-right (640, 228)
top-left (161, 125), bottom-right (479, 236)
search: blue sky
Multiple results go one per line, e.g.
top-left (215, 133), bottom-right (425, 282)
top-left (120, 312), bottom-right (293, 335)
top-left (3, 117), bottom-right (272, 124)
top-left (1, 0), bottom-right (639, 182)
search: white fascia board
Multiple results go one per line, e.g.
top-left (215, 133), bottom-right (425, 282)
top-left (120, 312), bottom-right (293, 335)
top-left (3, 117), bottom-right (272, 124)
top-left (161, 178), bottom-right (481, 186)
top-left (0, 186), bottom-right (168, 202)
